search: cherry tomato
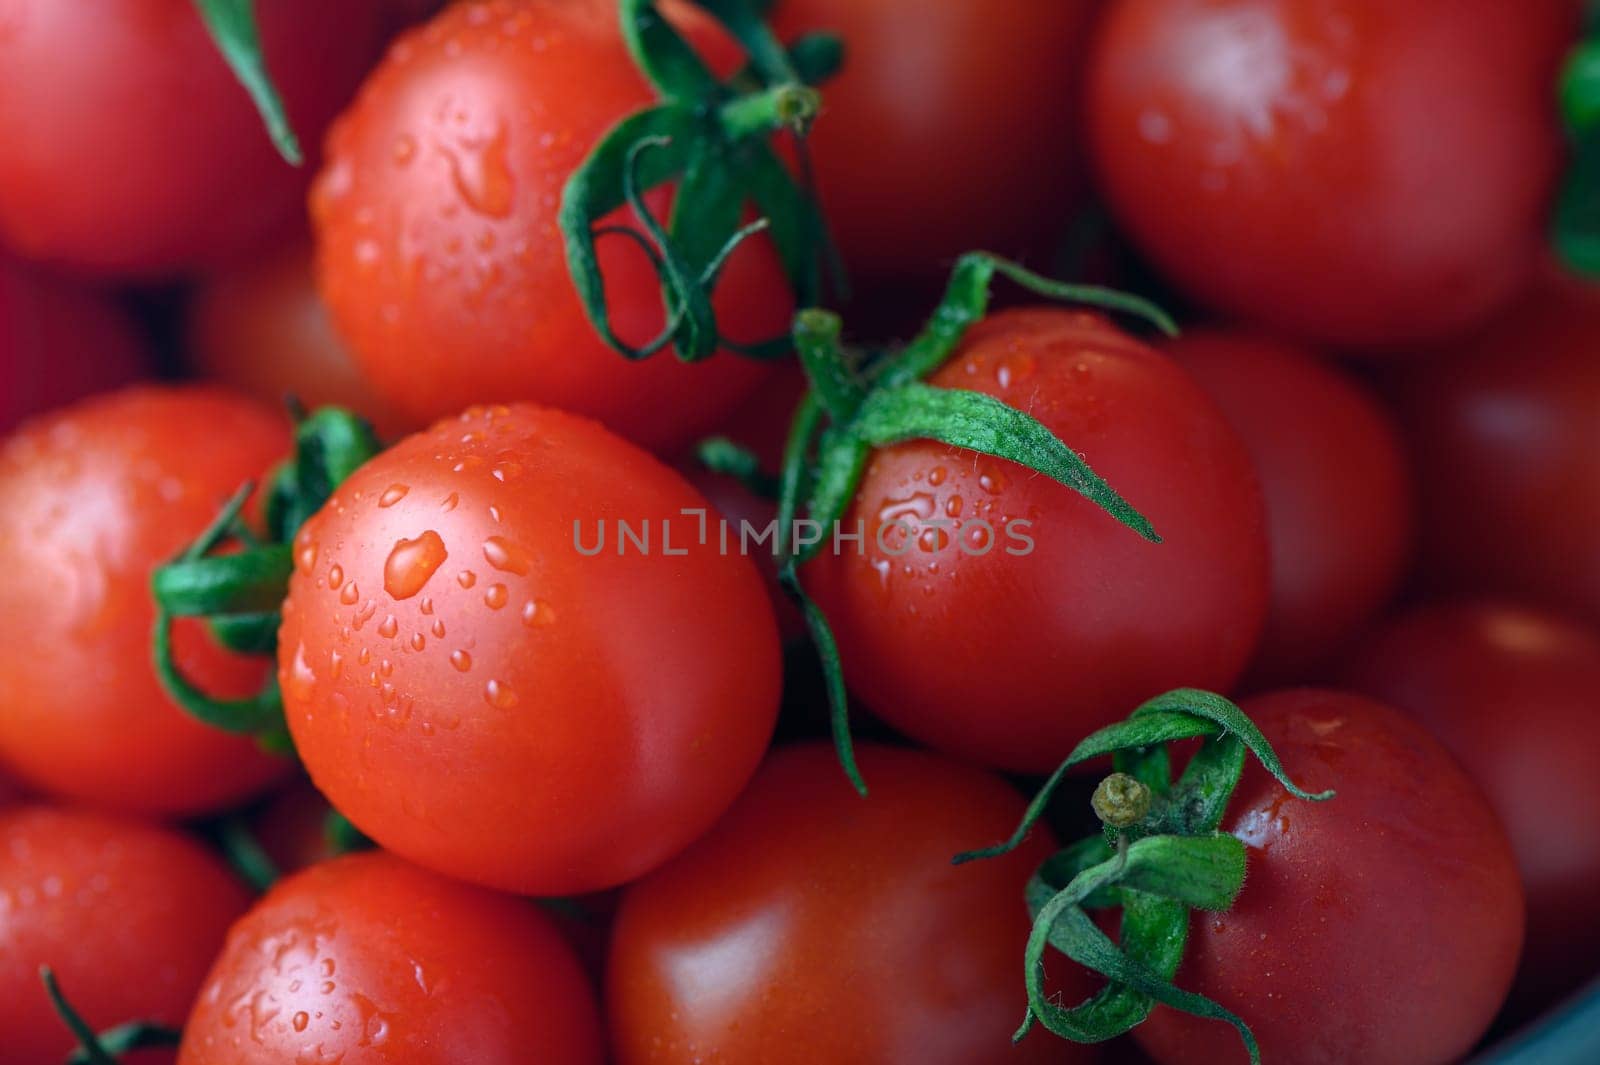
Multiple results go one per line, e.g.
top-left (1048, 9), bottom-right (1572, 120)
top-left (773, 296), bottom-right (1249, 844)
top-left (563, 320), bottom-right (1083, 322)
top-left (178, 851), bottom-right (603, 1064)
top-left (1390, 279), bottom-right (1600, 618)
top-left (770, 0), bottom-right (1099, 285)
top-left (1086, 0), bottom-right (1576, 350)
top-left (1342, 602), bottom-right (1600, 1012)
top-left (1166, 329), bottom-right (1411, 685)
top-left (806, 309), bottom-right (1269, 773)
top-left (0, 805), bottom-right (251, 1065)
top-left (608, 742), bottom-right (1093, 1065)
top-left (188, 240), bottom-right (412, 438)
top-left (278, 403), bottom-right (781, 895)
top-left (312, 0), bottom-right (790, 452)
top-left (0, 0), bottom-right (391, 276)
top-left (1134, 689), bottom-right (1524, 1065)
top-left (0, 386), bottom-right (294, 814)
top-left (2, 254), bottom-right (148, 432)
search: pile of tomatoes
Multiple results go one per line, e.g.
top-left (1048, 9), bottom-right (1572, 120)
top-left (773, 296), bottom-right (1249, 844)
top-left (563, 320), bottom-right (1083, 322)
top-left (2, 1), bottom-right (1599, 1063)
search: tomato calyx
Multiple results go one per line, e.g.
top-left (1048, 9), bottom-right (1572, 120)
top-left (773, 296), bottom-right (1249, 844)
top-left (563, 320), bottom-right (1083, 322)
top-left (955, 689), bottom-right (1334, 1061)
top-left (1557, 14), bottom-right (1600, 274)
top-left (561, 0), bottom-right (840, 363)
top-left (151, 406), bottom-right (383, 744)
top-left (741, 251), bottom-right (1175, 793)
top-left (40, 966), bottom-right (181, 1065)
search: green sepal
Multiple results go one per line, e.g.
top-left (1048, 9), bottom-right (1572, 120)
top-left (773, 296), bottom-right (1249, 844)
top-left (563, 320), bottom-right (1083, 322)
top-left (208, 612), bottom-right (282, 654)
top-left (191, 0), bottom-right (300, 165)
top-left (696, 437), bottom-right (780, 498)
top-left (780, 564), bottom-right (865, 796)
top-left (1555, 136), bottom-right (1600, 277)
top-left (154, 547), bottom-right (292, 618)
top-left (217, 816), bottom-right (282, 893)
top-left (852, 381), bottom-right (1160, 543)
top-left (43, 966), bottom-right (182, 1065)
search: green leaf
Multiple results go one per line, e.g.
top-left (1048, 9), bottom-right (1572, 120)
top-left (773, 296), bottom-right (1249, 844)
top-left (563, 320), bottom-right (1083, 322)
top-left (1132, 690), bottom-right (1334, 804)
top-left (696, 437), bottom-right (779, 498)
top-left (851, 381), bottom-right (1160, 543)
top-left (192, 0), bottom-right (301, 165)
top-left (739, 144), bottom-right (827, 307)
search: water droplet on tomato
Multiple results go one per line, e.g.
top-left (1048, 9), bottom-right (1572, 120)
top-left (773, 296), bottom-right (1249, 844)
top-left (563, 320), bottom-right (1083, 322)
top-left (450, 650), bottom-right (471, 673)
top-left (483, 583), bottom-right (508, 609)
top-left (443, 120), bottom-right (515, 218)
top-left (378, 484), bottom-right (410, 508)
top-left (457, 569), bottom-right (476, 589)
top-left (482, 535), bottom-right (531, 575)
top-left (339, 582), bottom-right (360, 605)
top-left (328, 564), bottom-right (344, 589)
top-left (484, 679), bottom-right (518, 708)
top-left (384, 531), bottom-right (448, 600)
top-left (377, 615), bottom-right (398, 639)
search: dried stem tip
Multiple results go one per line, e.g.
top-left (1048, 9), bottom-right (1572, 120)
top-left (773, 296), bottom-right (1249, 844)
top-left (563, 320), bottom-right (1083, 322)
top-left (1092, 772), bottom-right (1152, 829)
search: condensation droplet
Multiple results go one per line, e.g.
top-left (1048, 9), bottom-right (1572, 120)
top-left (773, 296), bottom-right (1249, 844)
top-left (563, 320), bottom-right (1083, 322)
top-left (378, 615), bottom-right (399, 639)
top-left (484, 679), bottom-right (518, 708)
top-left (378, 484), bottom-right (410, 508)
top-left (340, 581), bottom-right (361, 605)
top-left (482, 536), bottom-right (531, 575)
top-left (450, 650), bottom-right (472, 673)
top-left (457, 570), bottom-right (477, 589)
top-left (384, 531), bottom-right (449, 600)
top-left (483, 583), bottom-right (508, 609)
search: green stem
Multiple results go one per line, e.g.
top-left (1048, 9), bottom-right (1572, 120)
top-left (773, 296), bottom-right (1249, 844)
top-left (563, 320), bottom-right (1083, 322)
top-left (718, 83), bottom-right (821, 138)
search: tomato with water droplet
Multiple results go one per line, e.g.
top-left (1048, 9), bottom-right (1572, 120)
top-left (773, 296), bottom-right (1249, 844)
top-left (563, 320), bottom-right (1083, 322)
top-left (805, 309), bottom-right (1270, 772)
top-left (278, 404), bottom-right (781, 895)
top-left (1132, 689), bottom-right (1523, 1065)
top-left (178, 851), bottom-right (602, 1065)
top-left (0, 805), bottom-right (252, 1065)
top-left (1086, 0), bottom-right (1576, 350)
top-left (312, 0), bottom-right (792, 452)
top-left (0, 386), bottom-right (295, 814)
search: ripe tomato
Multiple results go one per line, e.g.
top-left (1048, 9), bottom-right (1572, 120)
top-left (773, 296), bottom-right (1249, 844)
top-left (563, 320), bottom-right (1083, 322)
top-left (2, 255), bottom-right (149, 431)
top-left (0, 806), bottom-right (251, 1065)
top-left (608, 742), bottom-right (1093, 1065)
top-left (278, 404), bottom-right (781, 895)
top-left (1391, 280), bottom-right (1600, 618)
top-left (770, 0), bottom-right (1099, 285)
top-left (0, 0), bottom-right (391, 276)
top-left (1133, 689), bottom-right (1523, 1065)
top-left (0, 386), bottom-right (294, 814)
top-left (1166, 330), bottom-right (1411, 685)
top-left (178, 851), bottom-right (603, 1064)
top-left (188, 240), bottom-right (412, 438)
top-left (805, 309), bottom-right (1269, 773)
top-left (1342, 602), bottom-right (1600, 1012)
top-left (312, 0), bottom-right (790, 452)
top-left (1086, 0), bottom-right (1576, 350)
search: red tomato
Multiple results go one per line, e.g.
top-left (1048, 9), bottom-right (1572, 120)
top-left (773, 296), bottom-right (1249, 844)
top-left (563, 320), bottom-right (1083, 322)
top-left (0, 0), bottom-right (391, 276)
top-left (770, 0), bottom-right (1100, 285)
top-left (1134, 689), bottom-right (1524, 1065)
top-left (312, 0), bottom-right (790, 452)
top-left (1, 255), bottom-right (148, 431)
top-left (1342, 602), bottom-right (1600, 1012)
top-left (0, 386), bottom-right (294, 814)
top-left (178, 851), bottom-right (603, 1064)
top-left (806, 309), bottom-right (1269, 772)
top-left (608, 742), bottom-right (1092, 1065)
top-left (278, 404), bottom-right (781, 895)
top-left (1166, 330), bottom-right (1411, 685)
top-left (1390, 280), bottom-right (1600, 617)
top-left (188, 240), bottom-right (412, 438)
top-left (0, 806), bottom-right (251, 1065)
top-left (1086, 0), bottom-right (1575, 350)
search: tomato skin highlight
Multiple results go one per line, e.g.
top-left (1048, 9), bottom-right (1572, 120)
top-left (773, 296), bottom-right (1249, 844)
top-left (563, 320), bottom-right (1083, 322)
top-left (0, 0), bottom-right (390, 277)
top-left (607, 742), bottom-right (1092, 1065)
top-left (178, 851), bottom-right (603, 1065)
top-left (1, 256), bottom-right (149, 432)
top-left (1391, 280), bottom-right (1600, 618)
top-left (770, 0), bottom-right (1099, 285)
top-left (1343, 602), bottom-right (1600, 1012)
top-left (0, 386), bottom-right (295, 815)
top-left (0, 806), bottom-right (252, 1065)
top-left (806, 309), bottom-right (1269, 773)
top-left (279, 404), bottom-right (781, 896)
top-left (1133, 689), bottom-right (1524, 1065)
top-left (1086, 0), bottom-right (1575, 350)
top-left (1166, 330), bottom-right (1411, 686)
top-left (312, 0), bottom-right (790, 452)
top-left (187, 240), bottom-right (412, 439)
